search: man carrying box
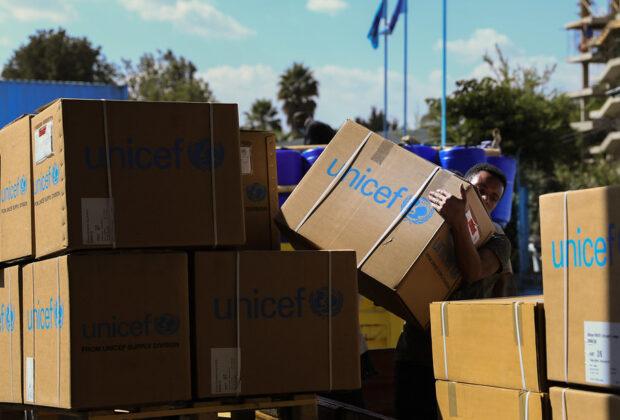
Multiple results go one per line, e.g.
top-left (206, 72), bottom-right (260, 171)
top-left (394, 163), bottom-right (513, 419)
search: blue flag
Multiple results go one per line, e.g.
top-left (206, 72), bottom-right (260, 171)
top-left (388, 0), bottom-right (407, 33)
top-left (367, 0), bottom-right (386, 49)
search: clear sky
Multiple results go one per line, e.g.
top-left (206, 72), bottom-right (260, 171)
top-left (0, 0), bottom-right (595, 129)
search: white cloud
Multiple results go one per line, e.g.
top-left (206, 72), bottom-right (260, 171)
top-left (0, 0), bottom-right (76, 23)
top-left (437, 28), bottom-right (512, 64)
top-left (119, 0), bottom-right (254, 39)
top-left (0, 36), bottom-right (10, 47)
top-left (306, 0), bottom-right (348, 15)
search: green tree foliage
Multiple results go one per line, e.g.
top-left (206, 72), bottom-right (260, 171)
top-left (124, 50), bottom-right (215, 102)
top-left (355, 106), bottom-right (398, 133)
top-left (277, 63), bottom-right (319, 136)
top-left (1, 28), bottom-right (117, 83)
top-left (244, 99), bottom-right (282, 132)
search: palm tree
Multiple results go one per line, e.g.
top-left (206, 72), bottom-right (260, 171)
top-left (277, 63), bottom-right (319, 136)
top-left (244, 99), bottom-right (282, 132)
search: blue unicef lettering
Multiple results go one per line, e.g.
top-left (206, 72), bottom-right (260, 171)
top-left (19, 176), bottom-right (27, 194)
top-left (309, 287), bottom-right (344, 317)
top-left (213, 288), bottom-right (307, 320)
top-left (27, 297), bottom-right (64, 331)
top-left (402, 196), bottom-right (434, 224)
top-left (550, 224), bottom-right (619, 269)
top-left (245, 183), bottom-right (267, 202)
top-left (1, 175), bottom-right (29, 203)
top-left (0, 303), bottom-right (16, 333)
top-left (33, 163), bottom-right (60, 196)
top-left (154, 313), bottom-right (180, 336)
top-left (81, 313), bottom-right (180, 339)
top-left (187, 140), bottom-right (225, 170)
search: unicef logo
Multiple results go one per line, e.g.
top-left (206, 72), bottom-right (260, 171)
top-left (155, 313), bottom-right (180, 336)
top-left (245, 183), bottom-right (267, 202)
top-left (1, 304), bottom-right (15, 333)
top-left (19, 176), bottom-right (28, 194)
top-left (187, 140), bottom-right (225, 170)
top-left (401, 196), bottom-right (434, 225)
top-left (310, 288), bottom-right (344, 317)
top-left (51, 164), bottom-right (60, 185)
top-left (55, 300), bottom-right (64, 329)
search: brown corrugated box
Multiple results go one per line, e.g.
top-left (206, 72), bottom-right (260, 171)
top-left (193, 250), bottom-right (360, 398)
top-left (540, 186), bottom-right (620, 388)
top-left (0, 115), bottom-right (34, 262)
top-left (31, 99), bottom-right (245, 258)
top-left (239, 130), bottom-right (279, 250)
top-left (0, 265), bottom-right (21, 403)
top-left (22, 252), bottom-right (191, 409)
top-left (276, 120), bottom-right (495, 326)
top-left (436, 381), bottom-right (547, 420)
top-left (430, 296), bottom-right (546, 392)
top-left (550, 387), bottom-right (620, 420)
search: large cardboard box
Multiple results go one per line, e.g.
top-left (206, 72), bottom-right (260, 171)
top-left (22, 252), bottom-right (191, 409)
top-left (540, 186), bottom-right (620, 388)
top-left (436, 381), bottom-right (547, 420)
top-left (239, 130), bottom-right (279, 250)
top-left (276, 120), bottom-right (495, 326)
top-left (31, 99), bottom-right (244, 258)
top-left (550, 387), bottom-right (620, 419)
top-left (0, 115), bottom-right (34, 262)
top-left (193, 250), bottom-right (360, 398)
top-left (0, 265), bottom-right (21, 403)
top-left (430, 296), bottom-right (546, 392)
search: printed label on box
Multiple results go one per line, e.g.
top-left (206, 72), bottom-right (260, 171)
top-left (465, 209), bottom-right (480, 244)
top-left (81, 198), bottom-right (115, 245)
top-left (240, 146), bottom-right (252, 175)
top-left (211, 348), bottom-right (240, 395)
top-left (584, 321), bottom-right (620, 386)
top-left (34, 121), bottom-right (53, 164)
top-left (25, 357), bottom-right (34, 403)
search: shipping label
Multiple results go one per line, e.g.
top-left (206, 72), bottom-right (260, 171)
top-left (584, 321), bottom-right (620, 386)
top-left (34, 121), bottom-right (53, 164)
top-left (240, 146), bottom-right (252, 175)
top-left (211, 347), bottom-right (240, 395)
top-left (81, 198), bottom-right (115, 245)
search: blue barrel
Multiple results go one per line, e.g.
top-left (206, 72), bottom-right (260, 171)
top-left (439, 146), bottom-right (486, 176)
top-left (276, 149), bottom-right (305, 208)
top-left (403, 144), bottom-right (439, 164)
top-left (487, 156), bottom-right (517, 227)
top-left (301, 147), bottom-right (325, 171)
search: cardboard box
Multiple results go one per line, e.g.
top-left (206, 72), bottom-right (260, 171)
top-left (430, 296), bottom-right (546, 392)
top-left (550, 387), bottom-right (620, 420)
top-left (276, 120), bottom-right (495, 326)
top-left (193, 250), bottom-right (360, 398)
top-left (0, 115), bottom-right (34, 262)
top-left (31, 99), bottom-right (244, 258)
top-left (540, 186), bottom-right (620, 388)
top-left (0, 265), bottom-right (21, 403)
top-left (239, 130), bottom-right (279, 250)
top-left (22, 252), bottom-right (191, 409)
top-left (436, 381), bottom-right (547, 420)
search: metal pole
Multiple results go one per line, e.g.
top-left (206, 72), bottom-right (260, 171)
top-left (403, 0), bottom-right (408, 136)
top-left (383, 0), bottom-right (389, 138)
top-left (441, 0), bottom-right (447, 148)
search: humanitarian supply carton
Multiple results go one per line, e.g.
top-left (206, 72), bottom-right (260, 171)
top-left (0, 265), bottom-right (21, 403)
top-left (550, 387), bottom-right (620, 420)
top-left (31, 99), bottom-right (244, 258)
top-left (430, 296), bottom-right (546, 392)
top-left (0, 115), bottom-right (34, 262)
top-left (193, 250), bottom-right (360, 398)
top-left (22, 252), bottom-right (191, 409)
top-left (276, 120), bottom-right (495, 326)
top-left (540, 185), bottom-right (620, 388)
top-left (239, 130), bottom-right (279, 250)
top-left (436, 381), bottom-right (547, 420)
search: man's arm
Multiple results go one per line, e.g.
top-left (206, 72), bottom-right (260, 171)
top-left (428, 186), bottom-right (501, 283)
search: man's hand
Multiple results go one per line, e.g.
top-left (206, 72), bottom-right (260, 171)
top-left (428, 185), bottom-right (468, 228)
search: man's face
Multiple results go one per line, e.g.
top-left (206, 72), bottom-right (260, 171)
top-left (469, 170), bottom-right (504, 213)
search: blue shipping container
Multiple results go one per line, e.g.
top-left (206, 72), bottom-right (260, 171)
top-left (0, 79), bottom-right (128, 128)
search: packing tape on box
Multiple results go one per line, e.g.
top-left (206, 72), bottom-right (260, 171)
top-left (561, 387), bottom-right (568, 420)
top-left (8, 269), bottom-right (14, 402)
top-left (294, 131), bottom-right (373, 232)
top-left (357, 166), bottom-right (441, 269)
top-left (210, 105), bottom-right (218, 246)
top-left (447, 381), bottom-right (458, 417)
top-left (562, 191), bottom-right (569, 383)
top-left (56, 258), bottom-right (61, 405)
top-left (100, 100), bottom-right (117, 248)
top-left (519, 391), bottom-right (531, 420)
top-left (28, 264), bottom-right (35, 404)
top-left (513, 301), bottom-right (527, 390)
top-left (441, 301), bottom-right (449, 379)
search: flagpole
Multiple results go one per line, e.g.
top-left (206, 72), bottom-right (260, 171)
top-left (383, 0), bottom-right (389, 138)
top-left (403, 0), bottom-right (408, 137)
top-left (441, 0), bottom-right (447, 148)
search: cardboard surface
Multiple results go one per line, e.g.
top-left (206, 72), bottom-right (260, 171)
top-left (31, 99), bottom-right (244, 258)
top-left (277, 120), bottom-right (495, 326)
top-left (193, 250), bottom-right (361, 398)
top-left (540, 186), bottom-right (620, 388)
top-left (430, 296), bottom-right (546, 392)
top-left (239, 130), bottom-right (279, 250)
top-left (550, 387), bottom-right (620, 420)
top-left (0, 265), bottom-right (22, 403)
top-left (436, 380), bottom-right (546, 420)
top-left (0, 115), bottom-right (34, 262)
top-left (22, 252), bottom-right (191, 409)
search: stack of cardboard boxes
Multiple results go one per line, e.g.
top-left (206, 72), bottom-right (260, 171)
top-left (0, 99), bottom-right (361, 410)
